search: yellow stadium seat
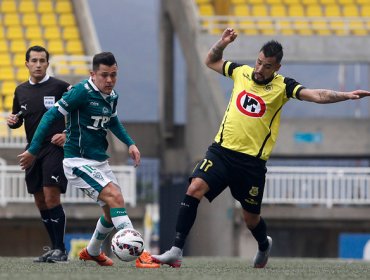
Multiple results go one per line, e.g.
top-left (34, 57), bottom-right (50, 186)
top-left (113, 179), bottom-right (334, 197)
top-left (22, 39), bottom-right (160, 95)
top-left (337, 0), bottom-right (354, 4)
top-left (1, 1), bottom-right (17, 13)
top-left (40, 14), bottom-right (57, 26)
top-left (66, 40), bottom-right (84, 54)
top-left (283, 0), bottom-right (301, 5)
top-left (305, 4), bottom-right (330, 35)
top-left (343, 5), bottom-right (359, 17)
top-left (10, 40), bottom-right (27, 53)
top-left (13, 53), bottom-right (26, 67)
top-left (0, 53), bottom-right (12, 66)
top-left (349, 21), bottom-right (367, 36)
top-left (4, 95), bottom-right (14, 111)
top-left (288, 5), bottom-right (305, 16)
top-left (270, 4), bottom-right (287, 16)
top-left (325, 5), bottom-right (341, 17)
top-left (44, 26), bottom-right (62, 40)
top-left (278, 21), bottom-right (295, 35)
top-left (302, 0), bottom-right (319, 4)
top-left (22, 14), bottom-right (40, 26)
top-left (37, 1), bottom-right (54, 13)
top-left (251, 4), bottom-right (268, 16)
top-left (0, 41), bottom-right (9, 53)
top-left (6, 26), bottom-right (24, 40)
top-left (19, 0), bottom-right (36, 14)
top-left (25, 26), bottom-right (43, 40)
top-left (360, 5), bottom-right (370, 16)
top-left (62, 26), bottom-right (80, 40)
top-left (306, 4), bottom-right (323, 16)
top-left (0, 68), bottom-right (15, 81)
top-left (53, 60), bottom-right (71, 76)
top-left (4, 14), bottom-right (21, 26)
top-left (16, 67), bottom-right (29, 82)
top-left (231, 4), bottom-right (251, 34)
top-left (0, 27), bottom-right (5, 39)
top-left (70, 60), bottom-right (89, 76)
top-left (247, 0), bottom-right (265, 4)
top-left (27, 39), bottom-right (46, 49)
top-left (294, 21), bottom-right (314, 35)
top-left (265, 0), bottom-right (282, 4)
top-left (199, 4), bottom-right (215, 16)
top-left (319, 0), bottom-right (337, 3)
top-left (231, 0), bottom-right (246, 3)
top-left (47, 40), bottom-right (65, 55)
top-left (59, 14), bottom-right (77, 27)
top-left (56, 1), bottom-right (73, 14)
top-left (357, 0), bottom-right (370, 4)
top-left (2, 81), bottom-right (16, 96)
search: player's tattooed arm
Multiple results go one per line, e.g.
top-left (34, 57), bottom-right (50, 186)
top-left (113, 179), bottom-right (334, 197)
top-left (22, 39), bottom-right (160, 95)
top-left (208, 43), bottom-right (225, 63)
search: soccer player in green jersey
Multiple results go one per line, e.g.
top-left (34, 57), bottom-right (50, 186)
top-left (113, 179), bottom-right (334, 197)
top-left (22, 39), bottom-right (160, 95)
top-left (18, 52), bottom-right (159, 268)
top-left (151, 28), bottom-right (370, 268)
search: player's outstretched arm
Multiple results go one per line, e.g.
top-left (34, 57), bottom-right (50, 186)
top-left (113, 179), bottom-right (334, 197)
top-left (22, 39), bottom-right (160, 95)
top-left (299, 88), bottom-right (370, 104)
top-left (205, 28), bottom-right (238, 74)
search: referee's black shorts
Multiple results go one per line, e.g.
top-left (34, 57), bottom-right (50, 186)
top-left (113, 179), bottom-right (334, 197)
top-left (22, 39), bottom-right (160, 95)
top-left (25, 143), bottom-right (67, 194)
top-left (190, 143), bottom-right (267, 214)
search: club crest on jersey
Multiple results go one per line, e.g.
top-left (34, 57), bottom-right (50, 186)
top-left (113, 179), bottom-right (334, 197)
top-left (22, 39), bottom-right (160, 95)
top-left (102, 107), bottom-right (109, 114)
top-left (44, 96), bottom-right (55, 109)
top-left (236, 90), bottom-right (266, 117)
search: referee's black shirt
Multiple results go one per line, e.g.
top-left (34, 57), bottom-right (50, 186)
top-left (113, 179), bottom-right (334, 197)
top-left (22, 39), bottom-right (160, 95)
top-left (9, 76), bottom-right (70, 148)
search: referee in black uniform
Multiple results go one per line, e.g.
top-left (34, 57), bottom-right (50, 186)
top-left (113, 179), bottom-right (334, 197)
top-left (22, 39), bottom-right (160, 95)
top-left (7, 46), bottom-right (71, 263)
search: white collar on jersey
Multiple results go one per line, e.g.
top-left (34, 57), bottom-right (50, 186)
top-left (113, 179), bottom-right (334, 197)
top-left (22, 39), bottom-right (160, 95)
top-left (88, 77), bottom-right (116, 100)
top-left (29, 74), bottom-right (50, 85)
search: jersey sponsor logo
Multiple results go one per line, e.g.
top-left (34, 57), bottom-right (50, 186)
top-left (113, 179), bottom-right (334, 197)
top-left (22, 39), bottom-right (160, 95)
top-left (236, 90), bottom-right (266, 117)
top-left (44, 96), bottom-right (55, 109)
top-left (88, 116), bottom-right (110, 130)
top-left (90, 101), bottom-right (99, 106)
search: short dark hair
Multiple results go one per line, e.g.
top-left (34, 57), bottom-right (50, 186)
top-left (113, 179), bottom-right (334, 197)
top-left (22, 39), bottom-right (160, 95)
top-left (260, 41), bottom-right (283, 64)
top-left (92, 52), bottom-right (117, 71)
top-left (26, 45), bottom-right (49, 62)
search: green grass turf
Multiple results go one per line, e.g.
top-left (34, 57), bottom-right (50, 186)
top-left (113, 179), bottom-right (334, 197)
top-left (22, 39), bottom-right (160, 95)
top-left (0, 257), bottom-right (370, 280)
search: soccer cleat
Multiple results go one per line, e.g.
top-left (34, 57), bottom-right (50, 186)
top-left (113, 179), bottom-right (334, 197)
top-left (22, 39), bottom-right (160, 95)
top-left (79, 247), bottom-right (114, 266)
top-left (253, 236), bottom-right (272, 268)
top-left (151, 246), bottom-right (183, 268)
top-left (47, 249), bottom-right (68, 263)
top-left (33, 246), bottom-right (54, 263)
top-left (135, 251), bottom-right (160, 268)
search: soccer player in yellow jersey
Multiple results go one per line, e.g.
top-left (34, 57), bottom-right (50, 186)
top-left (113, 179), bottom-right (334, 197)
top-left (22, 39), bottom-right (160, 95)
top-left (151, 28), bottom-right (370, 268)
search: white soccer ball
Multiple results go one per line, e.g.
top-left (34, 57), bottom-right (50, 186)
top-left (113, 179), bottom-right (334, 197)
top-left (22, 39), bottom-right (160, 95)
top-left (111, 228), bottom-right (144, 262)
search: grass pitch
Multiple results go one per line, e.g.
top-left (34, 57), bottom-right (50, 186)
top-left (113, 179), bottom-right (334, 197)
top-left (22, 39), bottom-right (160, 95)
top-left (0, 257), bottom-right (369, 280)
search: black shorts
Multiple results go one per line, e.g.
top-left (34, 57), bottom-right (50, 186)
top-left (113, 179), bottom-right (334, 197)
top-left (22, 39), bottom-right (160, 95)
top-left (190, 143), bottom-right (267, 214)
top-left (25, 143), bottom-right (67, 194)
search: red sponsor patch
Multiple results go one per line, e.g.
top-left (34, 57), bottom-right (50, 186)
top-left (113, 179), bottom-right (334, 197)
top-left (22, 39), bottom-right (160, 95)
top-left (236, 90), bottom-right (266, 117)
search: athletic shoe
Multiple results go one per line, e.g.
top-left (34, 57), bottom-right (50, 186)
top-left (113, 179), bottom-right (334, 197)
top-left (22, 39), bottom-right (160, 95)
top-left (151, 246), bottom-right (182, 268)
top-left (47, 249), bottom-right (68, 263)
top-left (33, 246), bottom-right (54, 263)
top-left (135, 251), bottom-right (160, 268)
top-left (79, 247), bottom-right (114, 266)
top-left (253, 236), bottom-right (272, 268)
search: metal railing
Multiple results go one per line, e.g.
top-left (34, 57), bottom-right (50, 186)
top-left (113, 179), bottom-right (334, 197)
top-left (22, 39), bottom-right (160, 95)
top-left (0, 160), bottom-right (137, 207)
top-left (265, 166), bottom-right (370, 208)
top-left (197, 15), bottom-right (370, 36)
top-left (2, 159), bottom-right (370, 208)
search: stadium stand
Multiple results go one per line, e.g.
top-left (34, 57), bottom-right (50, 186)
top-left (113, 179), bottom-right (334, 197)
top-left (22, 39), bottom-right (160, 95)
top-left (0, 0), bottom-right (89, 114)
top-left (195, 0), bottom-right (370, 36)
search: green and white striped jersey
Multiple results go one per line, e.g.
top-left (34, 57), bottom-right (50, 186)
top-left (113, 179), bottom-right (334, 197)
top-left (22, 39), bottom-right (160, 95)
top-left (28, 78), bottom-right (134, 161)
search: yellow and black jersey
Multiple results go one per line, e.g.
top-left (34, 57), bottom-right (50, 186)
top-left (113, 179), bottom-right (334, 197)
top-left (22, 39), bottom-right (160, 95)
top-left (215, 61), bottom-right (304, 160)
